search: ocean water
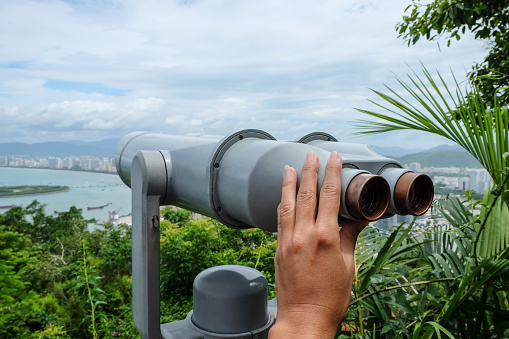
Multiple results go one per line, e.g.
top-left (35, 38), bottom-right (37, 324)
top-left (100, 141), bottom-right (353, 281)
top-left (0, 167), bottom-right (131, 227)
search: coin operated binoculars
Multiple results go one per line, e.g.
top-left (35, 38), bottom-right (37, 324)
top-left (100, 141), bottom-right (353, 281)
top-left (116, 129), bottom-right (434, 339)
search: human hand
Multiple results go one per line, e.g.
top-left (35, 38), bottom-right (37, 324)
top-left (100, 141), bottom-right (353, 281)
top-left (268, 151), bottom-right (368, 339)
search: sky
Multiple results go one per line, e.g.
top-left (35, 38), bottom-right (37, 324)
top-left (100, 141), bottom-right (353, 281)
top-left (0, 0), bottom-right (487, 149)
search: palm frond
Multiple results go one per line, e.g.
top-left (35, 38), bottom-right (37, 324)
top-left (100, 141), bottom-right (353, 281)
top-left (477, 188), bottom-right (509, 257)
top-left (354, 66), bottom-right (509, 259)
top-left (354, 67), bottom-right (509, 194)
top-left (433, 196), bottom-right (472, 228)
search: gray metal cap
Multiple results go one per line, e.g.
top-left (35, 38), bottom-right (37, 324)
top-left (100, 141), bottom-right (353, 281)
top-left (190, 265), bottom-right (272, 336)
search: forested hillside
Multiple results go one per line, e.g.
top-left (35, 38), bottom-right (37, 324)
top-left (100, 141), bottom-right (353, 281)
top-left (0, 202), bottom-right (276, 338)
top-left (396, 150), bottom-right (483, 168)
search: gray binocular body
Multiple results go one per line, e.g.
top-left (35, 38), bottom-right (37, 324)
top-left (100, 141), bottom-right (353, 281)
top-left (116, 129), bottom-right (433, 232)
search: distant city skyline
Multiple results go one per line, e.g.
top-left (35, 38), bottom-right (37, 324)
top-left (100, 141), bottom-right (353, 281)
top-left (0, 0), bottom-right (486, 148)
top-left (0, 155), bottom-right (116, 173)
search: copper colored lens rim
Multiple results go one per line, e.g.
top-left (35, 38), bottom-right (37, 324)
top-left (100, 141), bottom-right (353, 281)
top-left (345, 174), bottom-right (390, 221)
top-left (394, 172), bottom-right (434, 215)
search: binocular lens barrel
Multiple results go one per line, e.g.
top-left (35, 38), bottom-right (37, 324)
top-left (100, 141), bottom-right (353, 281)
top-left (394, 172), bottom-right (434, 216)
top-left (345, 173), bottom-right (391, 221)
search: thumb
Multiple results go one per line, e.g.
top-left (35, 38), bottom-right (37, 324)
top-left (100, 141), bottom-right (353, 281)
top-left (340, 221), bottom-right (368, 273)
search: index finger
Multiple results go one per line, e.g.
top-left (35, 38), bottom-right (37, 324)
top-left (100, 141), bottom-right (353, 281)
top-left (295, 151), bottom-right (319, 227)
top-left (278, 165), bottom-right (297, 244)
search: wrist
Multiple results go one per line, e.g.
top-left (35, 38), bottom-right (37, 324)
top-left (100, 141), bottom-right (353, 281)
top-left (268, 317), bottom-right (338, 339)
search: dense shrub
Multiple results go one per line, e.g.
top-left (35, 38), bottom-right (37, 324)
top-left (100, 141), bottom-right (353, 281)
top-left (0, 202), bottom-right (276, 338)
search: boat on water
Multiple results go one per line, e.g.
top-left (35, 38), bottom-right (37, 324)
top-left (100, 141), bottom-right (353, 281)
top-left (87, 203), bottom-right (112, 210)
top-left (0, 205), bottom-right (13, 209)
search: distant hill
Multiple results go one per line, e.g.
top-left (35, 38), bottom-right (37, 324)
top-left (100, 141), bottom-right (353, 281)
top-left (370, 145), bottom-right (424, 157)
top-left (426, 144), bottom-right (465, 152)
top-left (396, 150), bottom-right (483, 168)
top-left (0, 139), bottom-right (120, 157)
top-left (0, 139), bottom-right (485, 168)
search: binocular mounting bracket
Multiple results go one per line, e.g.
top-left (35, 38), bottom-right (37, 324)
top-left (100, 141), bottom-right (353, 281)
top-left (131, 150), bottom-right (167, 339)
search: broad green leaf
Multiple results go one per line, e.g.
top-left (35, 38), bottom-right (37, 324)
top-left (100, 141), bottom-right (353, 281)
top-left (477, 187), bottom-right (509, 257)
top-left (394, 289), bottom-right (415, 315)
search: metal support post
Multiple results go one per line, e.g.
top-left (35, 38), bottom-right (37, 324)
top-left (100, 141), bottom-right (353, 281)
top-left (131, 150), bottom-right (168, 339)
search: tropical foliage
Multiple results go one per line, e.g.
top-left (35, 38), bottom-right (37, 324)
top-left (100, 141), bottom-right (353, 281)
top-left (345, 64), bottom-right (509, 337)
top-left (340, 195), bottom-right (509, 338)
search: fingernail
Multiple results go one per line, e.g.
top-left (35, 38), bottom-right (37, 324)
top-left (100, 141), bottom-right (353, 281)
top-left (330, 151), bottom-right (340, 162)
top-left (284, 165), bottom-right (292, 178)
top-left (305, 150), bottom-right (314, 163)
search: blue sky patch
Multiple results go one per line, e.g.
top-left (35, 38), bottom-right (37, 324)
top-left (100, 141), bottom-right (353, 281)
top-left (2, 61), bottom-right (30, 69)
top-left (44, 80), bottom-right (129, 96)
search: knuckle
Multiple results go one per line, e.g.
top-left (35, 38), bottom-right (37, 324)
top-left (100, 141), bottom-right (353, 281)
top-left (296, 188), bottom-right (315, 204)
top-left (275, 243), bottom-right (291, 262)
top-left (274, 250), bottom-right (282, 264)
top-left (290, 235), bottom-right (306, 252)
top-left (278, 202), bottom-right (294, 219)
top-left (320, 182), bottom-right (340, 198)
top-left (315, 229), bottom-right (337, 248)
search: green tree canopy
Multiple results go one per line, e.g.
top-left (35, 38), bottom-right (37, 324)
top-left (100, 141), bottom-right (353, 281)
top-left (397, 0), bottom-right (509, 104)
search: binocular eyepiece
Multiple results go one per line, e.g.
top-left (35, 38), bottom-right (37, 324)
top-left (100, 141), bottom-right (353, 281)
top-left (345, 173), bottom-right (390, 221)
top-left (394, 172), bottom-right (434, 216)
top-left (343, 171), bottom-right (434, 221)
top-left (299, 132), bottom-right (434, 223)
top-left (116, 129), bottom-right (433, 231)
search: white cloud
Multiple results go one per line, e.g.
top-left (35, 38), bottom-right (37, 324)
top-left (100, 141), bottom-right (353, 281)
top-left (313, 108), bottom-right (339, 117)
top-left (0, 0), bottom-right (487, 148)
top-left (221, 98), bottom-right (243, 103)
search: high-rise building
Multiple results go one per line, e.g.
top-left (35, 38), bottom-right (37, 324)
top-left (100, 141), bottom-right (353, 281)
top-left (458, 177), bottom-right (470, 191)
top-left (468, 169), bottom-right (492, 194)
top-left (409, 163), bottom-right (421, 172)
